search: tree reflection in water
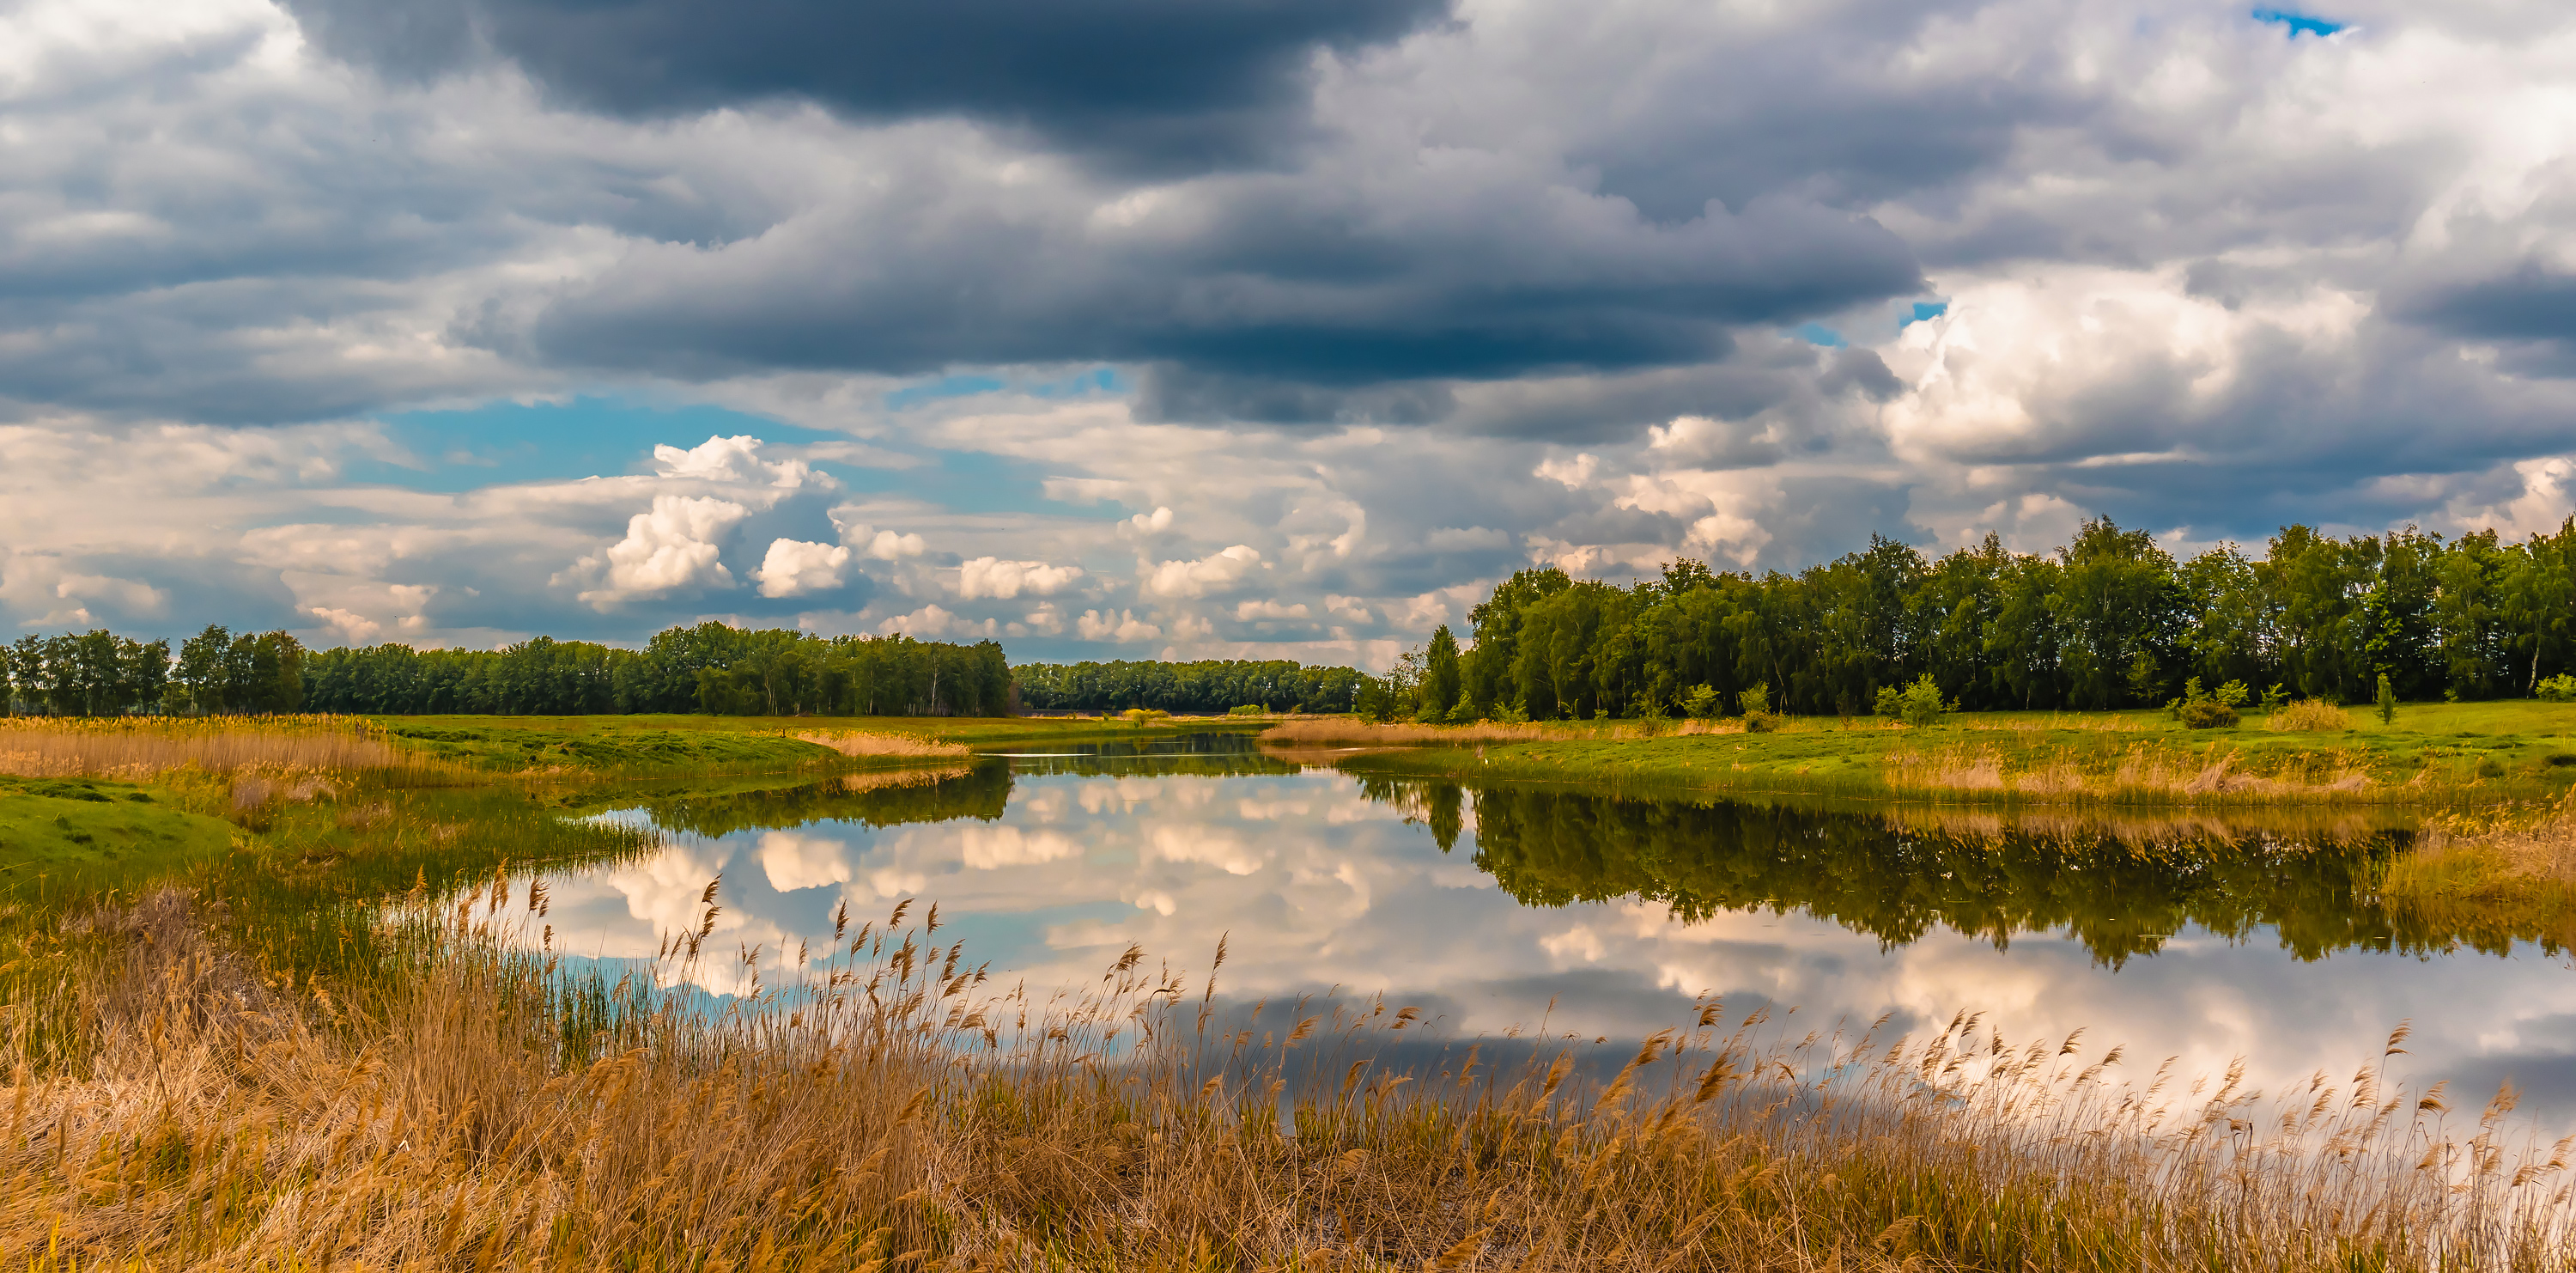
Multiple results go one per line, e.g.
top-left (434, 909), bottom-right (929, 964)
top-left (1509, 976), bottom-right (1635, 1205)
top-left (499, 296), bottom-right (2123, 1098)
top-left (1358, 777), bottom-right (2566, 965)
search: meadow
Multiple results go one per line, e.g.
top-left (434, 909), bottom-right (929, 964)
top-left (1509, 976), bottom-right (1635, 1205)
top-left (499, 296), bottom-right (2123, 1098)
top-left (8, 710), bottom-right (2576, 1269)
top-left (1288, 699), bottom-right (2576, 807)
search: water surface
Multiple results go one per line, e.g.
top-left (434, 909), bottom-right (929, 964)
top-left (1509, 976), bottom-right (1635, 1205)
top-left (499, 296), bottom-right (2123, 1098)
top-left (516, 734), bottom-right (2576, 1122)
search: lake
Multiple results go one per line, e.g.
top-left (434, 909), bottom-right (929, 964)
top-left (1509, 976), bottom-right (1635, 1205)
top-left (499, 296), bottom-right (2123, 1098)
top-left (515, 732), bottom-right (2576, 1124)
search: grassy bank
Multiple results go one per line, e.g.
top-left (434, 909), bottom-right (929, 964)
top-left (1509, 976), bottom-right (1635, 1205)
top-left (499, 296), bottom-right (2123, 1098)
top-left (6, 720), bottom-right (2576, 1267)
top-left (2372, 795), bottom-right (2576, 947)
top-left (0, 774), bottom-right (238, 902)
top-left (10, 885), bottom-right (2572, 1271)
top-left (371, 712), bottom-right (1267, 774)
top-left (1303, 700), bottom-right (2576, 807)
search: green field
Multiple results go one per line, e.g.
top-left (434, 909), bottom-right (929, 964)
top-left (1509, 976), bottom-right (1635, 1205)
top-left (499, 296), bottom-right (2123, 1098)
top-left (0, 774), bottom-right (239, 902)
top-left (1324, 700), bottom-right (2576, 806)
top-left (367, 712), bottom-right (1265, 773)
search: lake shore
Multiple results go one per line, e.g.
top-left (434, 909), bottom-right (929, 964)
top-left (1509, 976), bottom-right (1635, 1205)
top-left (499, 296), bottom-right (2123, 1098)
top-left (10, 722), bottom-right (2576, 1268)
top-left (1292, 700), bottom-right (2576, 808)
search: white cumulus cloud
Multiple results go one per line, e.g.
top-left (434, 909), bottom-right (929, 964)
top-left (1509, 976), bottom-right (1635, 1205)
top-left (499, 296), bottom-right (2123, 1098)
top-left (955, 557), bottom-right (1086, 600)
top-left (1077, 608), bottom-right (1163, 643)
top-left (1141, 545), bottom-right (1263, 598)
top-left (752, 538), bottom-right (852, 598)
top-left (571, 495), bottom-right (749, 607)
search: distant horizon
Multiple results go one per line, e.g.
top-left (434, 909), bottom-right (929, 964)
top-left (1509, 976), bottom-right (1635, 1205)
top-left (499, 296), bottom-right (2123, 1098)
top-left (7, 3), bottom-right (2573, 683)
top-left (13, 511), bottom-right (2567, 678)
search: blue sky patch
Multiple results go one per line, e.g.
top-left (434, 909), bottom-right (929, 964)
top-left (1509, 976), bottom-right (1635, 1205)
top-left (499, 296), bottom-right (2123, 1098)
top-left (1899, 301), bottom-right (1948, 330)
top-left (1793, 322), bottom-right (1848, 348)
top-left (358, 396), bottom-right (838, 492)
top-left (2252, 9), bottom-right (2344, 37)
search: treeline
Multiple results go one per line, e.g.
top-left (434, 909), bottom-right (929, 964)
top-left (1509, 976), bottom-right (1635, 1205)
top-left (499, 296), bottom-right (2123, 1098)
top-left (1012, 659), bottom-right (1364, 714)
top-left (1386, 517), bottom-right (2576, 721)
top-left (2, 628), bottom-right (307, 716)
top-left (1, 623), bottom-right (1012, 718)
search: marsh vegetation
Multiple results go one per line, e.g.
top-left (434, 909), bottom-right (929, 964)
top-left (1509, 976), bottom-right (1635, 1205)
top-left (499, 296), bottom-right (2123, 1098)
top-left (9, 718), bottom-right (2576, 1270)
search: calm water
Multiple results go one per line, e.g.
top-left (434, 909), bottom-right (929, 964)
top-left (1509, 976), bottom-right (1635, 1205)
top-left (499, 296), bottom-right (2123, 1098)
top-left (516, 734), bottom-right (2576, 1121)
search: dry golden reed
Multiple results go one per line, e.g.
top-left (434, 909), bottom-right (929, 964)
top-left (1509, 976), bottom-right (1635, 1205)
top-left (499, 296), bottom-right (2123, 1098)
top-left (1261, 717), bottom-right (1740, 749)
top-left (0, 715), bottom-right (403, 779)
top-left (11, 884), bottom-right (2576, 1271)
top-left (2271, 699), bottom-right (2356, 733)
top-left (1885, 739), bottom-right (2376, 805)
top-left (2385, 793), bottom-right (2576, 899)
top-left (793, 729), bottom-right (974, 760)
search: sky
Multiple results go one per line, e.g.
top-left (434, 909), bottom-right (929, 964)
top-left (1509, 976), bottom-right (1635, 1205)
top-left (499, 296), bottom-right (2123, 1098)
top-left (3, 0), bottom-right (2574, 667)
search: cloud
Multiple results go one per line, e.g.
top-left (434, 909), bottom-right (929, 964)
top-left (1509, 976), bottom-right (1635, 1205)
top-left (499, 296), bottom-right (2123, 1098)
top-left (1423, 526), bottom-right (1510, 552)
top-left (956, 557), bottom-right (1085, 600)
top-left (1141, 545), bottom-right (1264, 599)
top-left (829, 513), bottom-right (927, 560)
top-left (653, 434), bottom-right (828, 490)
top-left (283, 0), bottom-right (1450, 171)
top-left (877, 603), bottom-right (997, 639)
top-left (1234, 599), bottom-right (1310, 621)
top-left (751, 538), bottom-right (851, 598)
top-left (570, 495), bottom-right (749, 607)
top-left (1076, 608), bottom-right (1163, 643)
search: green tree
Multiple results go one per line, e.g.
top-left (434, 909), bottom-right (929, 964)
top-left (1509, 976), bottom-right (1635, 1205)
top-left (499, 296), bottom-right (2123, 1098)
top-left (2051, 519), bottom-right (2180, 708)
top-left (1421, 624), bottom-right (1462, 718)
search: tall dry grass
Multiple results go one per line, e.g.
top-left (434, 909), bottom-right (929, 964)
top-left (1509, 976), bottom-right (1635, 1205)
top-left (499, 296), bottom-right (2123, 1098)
top-left (793, 729), bottom-right (973, 760)
top-left (0, 715), bottom-right (404, 780)
top-left (2271, 699), bottom-right (2356, 733)
top-left (2385, 794), bottom-right (2576, 901)
top-left (10, 882), bottom-right (2576, 1270)
top-left (1886, 739), bottom-right (2376, 804)
top-left (1262, 717), bottom-right (1739, 749)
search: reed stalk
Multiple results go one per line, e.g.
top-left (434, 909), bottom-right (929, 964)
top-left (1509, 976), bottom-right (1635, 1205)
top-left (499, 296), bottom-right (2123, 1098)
top-left (8, 883), bottom-right (2574, 1270)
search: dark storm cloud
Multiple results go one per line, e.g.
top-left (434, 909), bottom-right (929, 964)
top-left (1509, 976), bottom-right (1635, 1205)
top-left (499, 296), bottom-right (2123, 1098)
top-left (1560, 0), bottom-right (2073, 222)
top-left (519, 174), bottom-right (1924, 394)
top-left (285, 0), bottom-right (1451, 171)
top-left (2395, 260), bottom-right (2576, 375)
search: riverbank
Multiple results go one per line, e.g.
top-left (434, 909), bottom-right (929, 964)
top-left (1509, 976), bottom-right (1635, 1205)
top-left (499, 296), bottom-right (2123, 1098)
top-left (8, 727), bottom-right (2576, 1269)
top-left (10, 876), bottom-right (2565, 1271)
top-left (1303, 700), bottom-right (2576, 807)
top-left (369, 712), bottom-right (1268, 774)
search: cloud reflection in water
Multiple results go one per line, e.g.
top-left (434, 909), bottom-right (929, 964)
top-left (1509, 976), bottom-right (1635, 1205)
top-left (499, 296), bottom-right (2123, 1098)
top-left (526, 756), bottom-right (2576, 1127)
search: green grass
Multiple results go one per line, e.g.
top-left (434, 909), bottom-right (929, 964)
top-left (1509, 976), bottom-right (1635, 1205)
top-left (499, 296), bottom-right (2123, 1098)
top-left (1330, 700), bottom-right (2576, 807)
top-left (369, 713), bottom-right (1267, 774)
top-left (0, 775), bottom-right (237, 905)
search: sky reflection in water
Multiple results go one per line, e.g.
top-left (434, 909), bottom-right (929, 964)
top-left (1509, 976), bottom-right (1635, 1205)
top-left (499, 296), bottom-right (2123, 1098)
top-left (521, 734), bottom-right (2576, 1124)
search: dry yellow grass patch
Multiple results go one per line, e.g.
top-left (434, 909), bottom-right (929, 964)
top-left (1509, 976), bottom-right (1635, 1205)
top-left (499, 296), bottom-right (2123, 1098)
top-left (1261, 717), bottom-right (1742, 749)
top-left (793, 729), bottom-right (973, 759)
top-left (2270, 699), bottom-right (2355, 732)
top-left (1886, 741), bottom-right (2374, 803)
top-left (12, 886), bottom-right (2576, 1270)
top-left (0, 715), bottom-right (403, 778)
top-left (2387, 795), bottom-right (2576, 899)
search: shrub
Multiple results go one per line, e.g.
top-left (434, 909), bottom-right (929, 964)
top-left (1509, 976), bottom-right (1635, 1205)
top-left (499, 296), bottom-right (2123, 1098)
top-left (1120, 708), bottom-right (1171, 725)
top-left (1226, 704), bottom-right (1263, 716)
top-left (2377, 673), bottom-right (2398, 725)
top-left (1891, 674), bottom-right (1953, 728)
top-left (2178, 699), bottom-right (2239, 729)
top-left (2172, 677), bottom-right (2242, 729)
top-left (1444, 699), bottom-right (1479, 724)
top-left (2539, 674), bottom-right (2576, 704)
top-left (1736, 682), bottom-right (1770, 717)
top-left (1681, 684), bottom-right (1722, 718)
top-left (2269, 699), bottom-right (2350, 733)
